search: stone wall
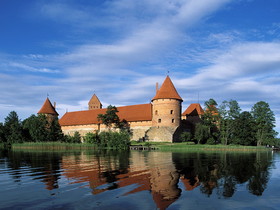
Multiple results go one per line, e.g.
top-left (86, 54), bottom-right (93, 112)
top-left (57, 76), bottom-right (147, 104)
top-left (146, 126), bottom-right (178, 142)
top-left (61, 120), bottom-right (153, 142)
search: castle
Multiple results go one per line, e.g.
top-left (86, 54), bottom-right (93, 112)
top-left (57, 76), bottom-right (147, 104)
top-left (38, 76), bottom-right (204, 142)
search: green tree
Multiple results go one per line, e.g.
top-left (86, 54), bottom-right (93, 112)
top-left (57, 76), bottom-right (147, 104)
top-left (0, 122), bottom-right (6, 143)
top-left (180, 132), bottom-right (192, 142)
top-left (232, 111), bottom-right (256, 146)
top-left (98, 105), bottom-right (120, 130)
top-left (194, 123), bottom-right (210, 144)
top-left (202, 98), bottom-right (220, 143)
top-left (47, 118), bottom-right (64, 141)
top-left (4, 111), bottom-right (24, 143)
top-left (203, 98), bottom-right (219, 129)
top-left (219, 100), bottom-right (241, 145)
top-left (251, 101), bottom-right (277, 146)
top-left (23, 114), bottom-right (49, 142)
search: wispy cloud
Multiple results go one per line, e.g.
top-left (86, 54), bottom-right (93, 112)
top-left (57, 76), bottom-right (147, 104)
top-left (8, 62), bottom-right (59, 73)
top-left (1, 0), bottom-right (280, 134)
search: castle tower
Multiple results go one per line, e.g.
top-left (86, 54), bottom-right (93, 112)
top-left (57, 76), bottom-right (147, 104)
top-left (151, 76), bottom-right (183, 127)
top-left (88, 94), bottom-right (102, 110)
top-left (38, 97), bottom-right (59, 122)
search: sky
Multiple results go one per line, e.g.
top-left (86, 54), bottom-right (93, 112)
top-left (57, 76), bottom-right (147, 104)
top-left (0, 0), bottom-right (280, 134)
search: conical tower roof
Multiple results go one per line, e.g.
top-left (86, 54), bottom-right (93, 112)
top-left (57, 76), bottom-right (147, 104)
top-left (38, 97), bottom-right (58, 115)
top-left (88, 94), bottom-right (102, 106)
top-left (152, 76), bottom-right (182, 101)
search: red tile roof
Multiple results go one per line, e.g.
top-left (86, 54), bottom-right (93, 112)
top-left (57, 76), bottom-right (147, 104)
top-left (38, 97), bottom-right (58, 116)
top-left (182, 103), bottom-right (204, 116)
top-left (59, 103), bottom-right (152, 126)
top-left (152, 76), bottom-right (182, 101)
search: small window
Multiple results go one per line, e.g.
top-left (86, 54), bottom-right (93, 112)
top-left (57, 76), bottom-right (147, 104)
top-left (158, 119), bottom-right (161, 123)
top-left (172, 119), bottom-right (175, 123)
top-left (155, 110), bottom-right (158, 115)
top-left (170, 110), bottom-right (173, 114)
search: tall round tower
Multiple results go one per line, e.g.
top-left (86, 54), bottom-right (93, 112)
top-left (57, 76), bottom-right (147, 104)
top-left (151, 76), bottom-right (183, 128)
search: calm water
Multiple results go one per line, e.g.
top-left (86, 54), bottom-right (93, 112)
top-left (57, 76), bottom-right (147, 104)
top-left (0, 149), bottom-right (279, 210)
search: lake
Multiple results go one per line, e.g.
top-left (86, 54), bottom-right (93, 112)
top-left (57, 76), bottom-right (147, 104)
top-left (0, 149), bottom-right (279, 209)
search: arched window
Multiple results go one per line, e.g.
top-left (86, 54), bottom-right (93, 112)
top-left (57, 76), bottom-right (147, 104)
top-left (170, 110), bottom-right (173, 114)
top-left (172, 119), bottom-right (175, 123)
top-left (158, 119), bottom-right (161, 123)
top-left (155, 110), bottom-right (158, 115)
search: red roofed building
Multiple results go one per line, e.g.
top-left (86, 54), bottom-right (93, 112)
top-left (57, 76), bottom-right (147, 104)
top-left (39, 76), bottom-right (205, 142)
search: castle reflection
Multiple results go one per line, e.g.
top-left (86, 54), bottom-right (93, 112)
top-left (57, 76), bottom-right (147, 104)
top-left (1, 149), bottom-right (273, 210)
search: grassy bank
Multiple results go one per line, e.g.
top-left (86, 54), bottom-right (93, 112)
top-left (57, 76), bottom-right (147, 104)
top-left (9, 142), bottom-right (271, 152)
top-left (156, 143), bottom-right (269, 151)
top-left (11, 142), bottom-right (96, 150)
top-left (130, 141), bottom-right (269, 152)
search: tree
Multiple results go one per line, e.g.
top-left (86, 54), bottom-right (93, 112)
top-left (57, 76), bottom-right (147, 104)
top-left (180, 132), bottom-right (192, 142)
top-left (202, 98), bottom-right (220, 143)
top-left (47, 118), bottom-right (64, 141)
top-left (4, 111), bottom-right (24, 143)
top-left (203, 98), bottom-right (219, 129)
top-left (251, 101), bottom-right (277, 146)
top-left (0, 122), bottom-right (6, 143)
top-left (98, 105), bottom-right (120, 130)
top-left (219, 100), bottom-right (241, 145)
top-left (228, 100), bottom-right (241, 119)
top-left (232, 111), bottom-right (256, 146)
top-left (194, 123), bottom-right (210, 144)
top-left (23, 114), bottom-right (49, 142)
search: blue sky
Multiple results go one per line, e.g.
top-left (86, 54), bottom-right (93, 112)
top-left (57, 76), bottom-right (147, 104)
top-left (0, 0), bottom-right (280, 134)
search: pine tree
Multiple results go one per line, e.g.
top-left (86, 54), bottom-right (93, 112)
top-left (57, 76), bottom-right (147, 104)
top-left (4, 111), bottom-right (24, 143)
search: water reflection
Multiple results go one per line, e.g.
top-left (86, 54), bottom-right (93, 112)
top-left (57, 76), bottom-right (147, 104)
top-left (0, 149), bottom-right (274, 209)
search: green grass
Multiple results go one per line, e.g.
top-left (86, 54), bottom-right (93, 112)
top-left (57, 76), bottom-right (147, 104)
top-left (9, 141), bottom-right (270, 152)
top-left (130, 141), bottom-right (269, 152)
top-left (158, 143), bottom-right (268, 151)
top-left (11, 142), bottom-right (97, 150)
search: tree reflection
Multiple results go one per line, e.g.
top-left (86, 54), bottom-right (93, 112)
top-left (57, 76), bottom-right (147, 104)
top-left (0, 149), bottom-right (274, 209)
top-left (173, 151), bottom-right (273, 198)
top-left (0, 149), bottom-right (63, 190)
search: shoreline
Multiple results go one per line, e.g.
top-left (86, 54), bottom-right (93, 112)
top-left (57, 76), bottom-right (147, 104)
top-left (6, 142), bottom-right (272, 152)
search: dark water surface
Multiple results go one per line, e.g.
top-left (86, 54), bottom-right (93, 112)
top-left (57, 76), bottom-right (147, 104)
top-left (0, 149), bottom-right (279, 210)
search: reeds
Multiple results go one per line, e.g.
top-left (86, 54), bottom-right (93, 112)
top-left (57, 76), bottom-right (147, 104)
top-left (11, 142), bottom-right (96, 150)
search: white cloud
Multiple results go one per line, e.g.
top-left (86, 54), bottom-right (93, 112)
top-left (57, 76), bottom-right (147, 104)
top-left (1, 0), bottom-right (280, 136)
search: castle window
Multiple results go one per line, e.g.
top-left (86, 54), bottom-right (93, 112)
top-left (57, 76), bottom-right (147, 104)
top-left (172, 119), bottom-right (175, 123)
top-left (158, 119), bottom-right (161, 123)
top-left (170, 110), bottom-right (173, 114)
top-left (155, 110), bottom-right (158, 115)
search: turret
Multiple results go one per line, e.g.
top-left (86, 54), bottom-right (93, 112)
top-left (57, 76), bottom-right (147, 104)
top-left (151, 76), bottom-right (183, 127)
top-left (38, 97), bottom-right (59, 122)
top-left (88, 94), bottom-right (102, 110)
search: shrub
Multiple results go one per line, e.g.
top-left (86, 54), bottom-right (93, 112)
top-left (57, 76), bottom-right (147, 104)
top-left (84, 132), bottom-right (99, 144)
top-left (180, 132), bottom-right (192, 142)
top-left (206, 137), bottom-right (216, 145)
top-left (65, 131), bottom-right (82, 143)
top-left (87, 131), bottom-right (130, 150)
